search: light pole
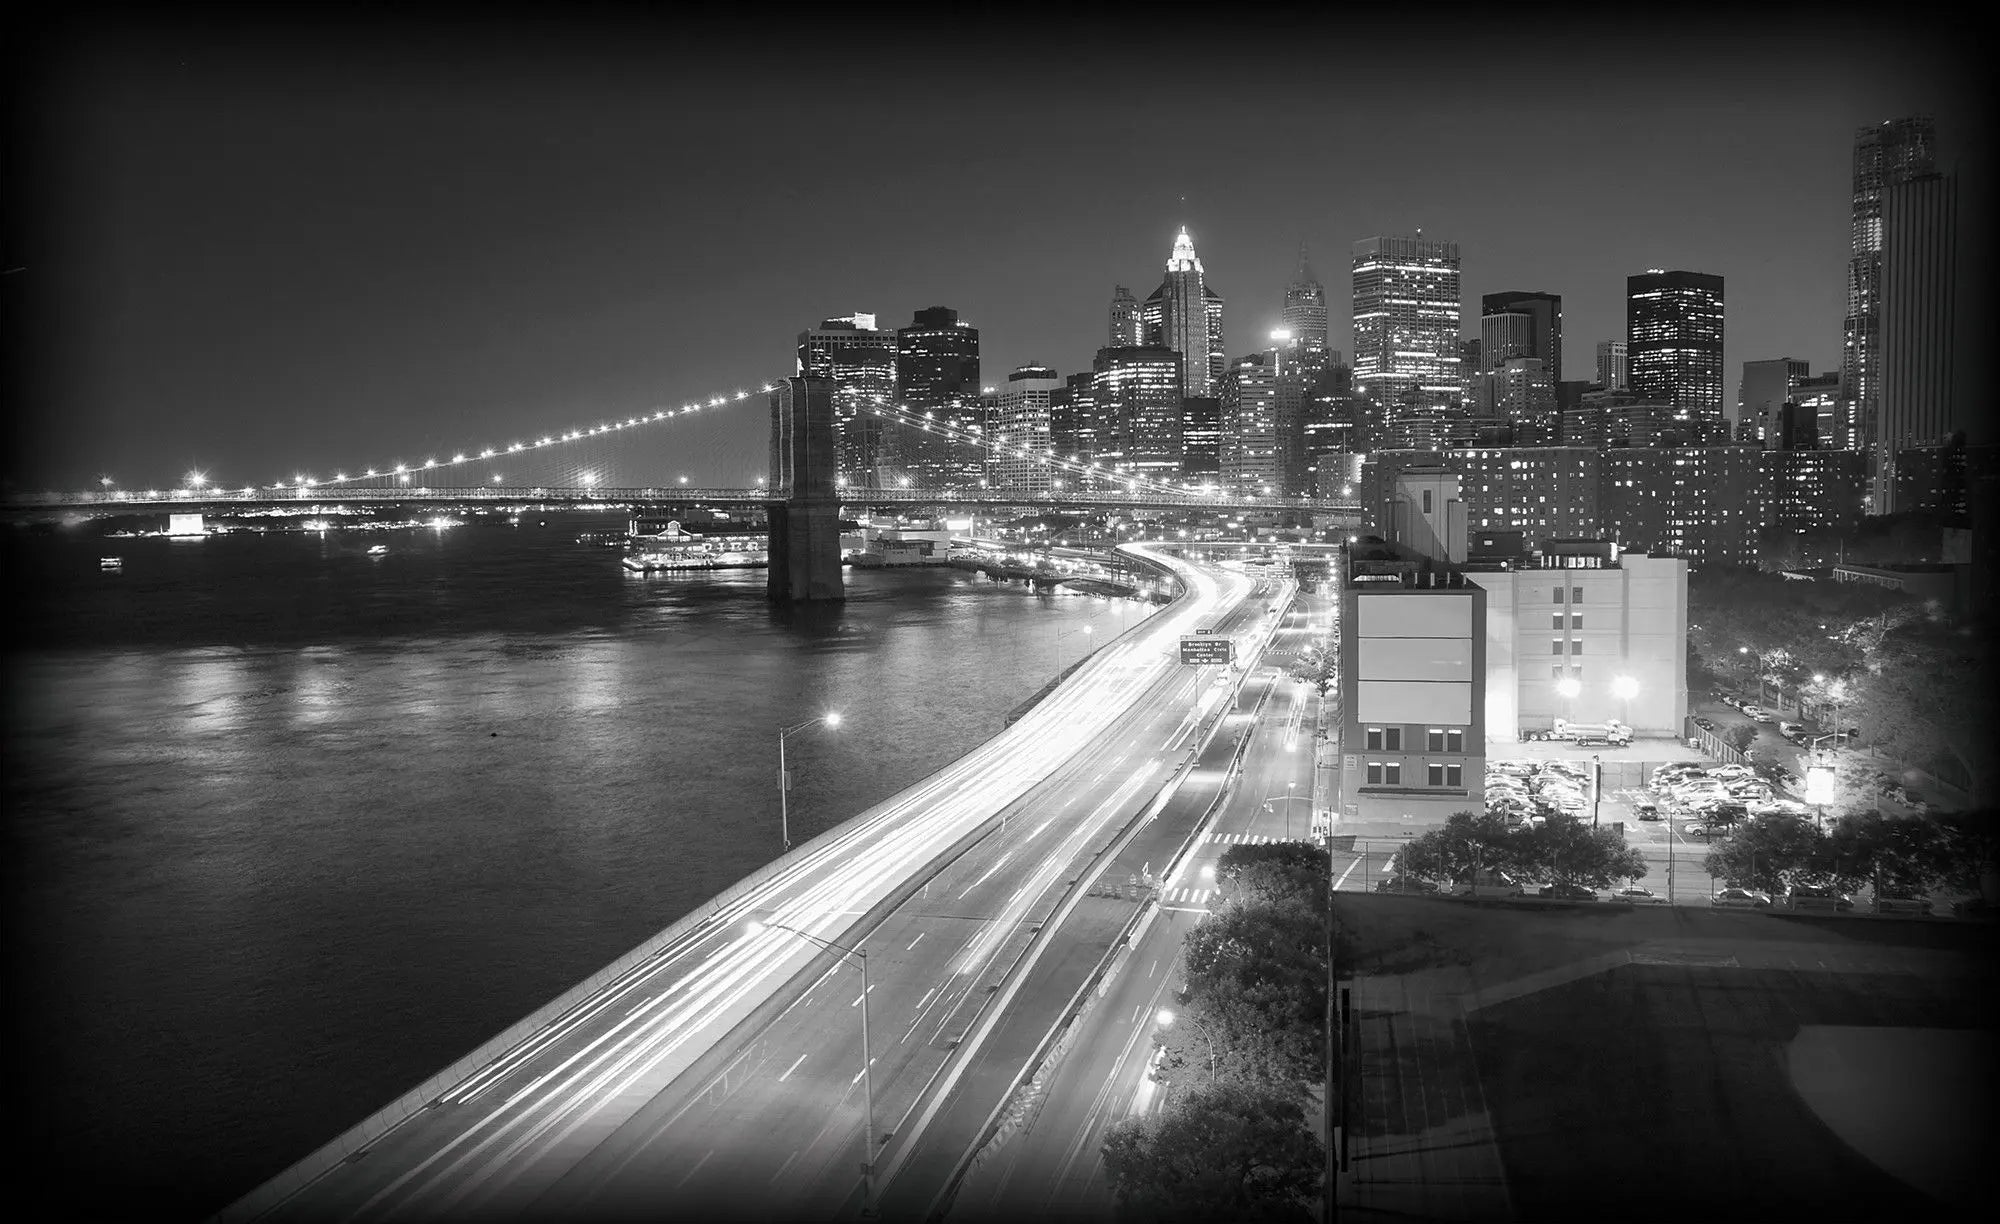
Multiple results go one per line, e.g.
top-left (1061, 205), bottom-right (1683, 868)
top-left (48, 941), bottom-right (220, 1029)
top-left (1155, 1008), bottom-right (1216, 1083)
top-left (1738, 646), bottom-right (1762, 704)
top-left (1556, 675), bottom-right (1580, 727)
top-left (778, 712), bottom-right (841, 853)
top-left (1263, 781), bottom-right (1302, 840)
top-left (749, 921), bottom-right (877, 1213)
top-left (1053, 622), bottom-right (1095, 676)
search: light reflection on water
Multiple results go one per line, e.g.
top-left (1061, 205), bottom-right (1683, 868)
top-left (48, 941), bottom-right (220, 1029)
top-left (3, 516), bottom-right (1154, 1218)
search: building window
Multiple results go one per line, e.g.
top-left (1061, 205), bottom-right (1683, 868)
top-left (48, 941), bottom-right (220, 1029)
top-left (1366, 762), bottom-right (1383, 785)
top-left (1552, 640), bottom-right (1565, 655)
top-left (1427, 763), bottom-right (1445, 787)
top-left (1366, 728), bottom-right (1382, 751)
top-left (1447, 763), bottom-right (1463, 787)
top-left (1571, 640), bottom-right (1584, 655)
top-left (1552, 664), bottom-right (1565, 680)
top-left (1427, 728), bottom-right (1445, 752)
top-left (1571, 614), bottom-right (1583, 629)
top-left (1384, 763), bottom-right (1402, 785)
top-left (1552, 614), bottom-right (1565, 631)
top-left (1422, 489), bottom-right (1433, 513)
top-left (1447, 730), bottom-right (1463, 752)
top-left (1384, 728), bottom-right (1402, 751)
top-left (1554, 588), bottom-right (1565, 604)
top-left (1572, 586), bottom-right (1583, 602)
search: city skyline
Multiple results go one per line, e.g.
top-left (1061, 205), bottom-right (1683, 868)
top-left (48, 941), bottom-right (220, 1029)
top-left (5, 12), bottom-right (1987, 489)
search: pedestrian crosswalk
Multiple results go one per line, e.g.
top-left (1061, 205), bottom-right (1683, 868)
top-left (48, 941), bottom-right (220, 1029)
top-left (1161, 887), bottom-right (1216, 905)
top-left (1208, 832), bottom-right (1282, 845)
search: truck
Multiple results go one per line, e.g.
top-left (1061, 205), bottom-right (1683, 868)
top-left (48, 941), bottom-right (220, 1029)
top-left (1550, 718), bottom-right (1632, 747)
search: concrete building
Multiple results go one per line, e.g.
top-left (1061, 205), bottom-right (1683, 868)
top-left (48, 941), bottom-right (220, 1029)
top-left (1600, 447), bottom-right (1765, 568)
top-left (1338, 523), bottom-right (1487, 834)
top-left (1596, 340), bottom-right (1628, 391)
top-left (990, 364), bottom-right (1061, 494)
top-left (1465, 537), bottom-right (1689, 739)
top-left (1481, 291), bottom-right (1563, 382)
top-left (1108, 285), bottom-right (1143, 347)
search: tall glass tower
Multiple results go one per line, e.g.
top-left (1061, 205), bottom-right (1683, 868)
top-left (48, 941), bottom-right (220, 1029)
top-left (1139, 228), bottom-right (1226, 396)
top-left (1281, 244), bottom-right (1329, 372)
top-left (1626, 270), bottom-right (1725, 435)
top-left (1351, 233), bottom-right (1463, 424)
top-left (1841, 116), bottom-right (1936, 453)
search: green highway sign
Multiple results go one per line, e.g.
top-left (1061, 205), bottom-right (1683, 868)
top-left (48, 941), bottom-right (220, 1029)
top-left (1179, 635), bottom-right (1233, 664)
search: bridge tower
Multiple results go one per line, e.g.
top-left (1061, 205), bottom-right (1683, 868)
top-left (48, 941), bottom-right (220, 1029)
top-left (767, 376), bottom-right (845, 601)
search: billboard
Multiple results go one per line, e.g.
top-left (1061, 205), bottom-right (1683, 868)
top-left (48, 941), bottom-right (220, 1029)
top-left (1179, 636), bottom-right (1233, 665)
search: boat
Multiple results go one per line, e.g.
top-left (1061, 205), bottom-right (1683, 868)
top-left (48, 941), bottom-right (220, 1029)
top-left (367, 544), bottom-right (389, 556)
top-left (100, 556), bottom-right (123, 571)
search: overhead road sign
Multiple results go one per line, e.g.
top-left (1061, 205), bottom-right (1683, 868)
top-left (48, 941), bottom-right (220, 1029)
top-left (1179, 636), bottom-right (1233, 664)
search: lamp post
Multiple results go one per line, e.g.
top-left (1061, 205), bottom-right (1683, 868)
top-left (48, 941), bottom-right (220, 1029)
top-left (1556, 675), bottom-right (1581, 727)
top-left (1155, 1008), bottom-right (1216, 1083)
top-left (1053, 622), bottom-right (1095, 676)
top-left (778, 712), bottom-right (841, 853)
top-left (1263, 781), bottom-right (1302, 839)
top-left (749, 921), bottom-right (877, 1213)
top-left (1612, 675), bottom-right (1638, 733)
top-left (1738, 646), bottom-right (1762, 704)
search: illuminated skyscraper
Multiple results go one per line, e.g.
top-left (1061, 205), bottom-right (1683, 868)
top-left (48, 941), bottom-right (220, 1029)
top-left (1351, 233), bottom-right (1463, 426)
top-left (895, 307), bottom-right (981, 487)
top-left (1139, 228), bottom-right (1226, 396)
top-left (1282, 244), bottom-right (1329, 375)
top-left (991, 364), bottom-right (1061, 494)
top-left (798, 314), bottom-right (898, 485)
top-left (1841, 117), bottom-right (1935, 454)
top-left (1219, 354), bottom-right (1280, 494)
top-left (1092, 345), bottom-right (1183, 478)
top-left (1108, 285), bottom-right (1142, 347)
top-left (1626, 270), bottom-right (1725, 437)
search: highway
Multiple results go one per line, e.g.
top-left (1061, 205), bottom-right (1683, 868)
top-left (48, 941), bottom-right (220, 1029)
top-left (943, 589), bottom-right (1330, 1222)
top-left (232, 547), bottom-right (1288, 1223)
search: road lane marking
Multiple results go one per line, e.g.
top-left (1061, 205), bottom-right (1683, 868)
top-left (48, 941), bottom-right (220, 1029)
top-left (1148, 958), bottom-right (1157, 978)
top-left (958, 851), bottom-right (1016, 899)
top-left (850, 984), bottom-right (876, 1008)
top-left (776, 1053), bottom-right (808, 1083)
top-left (906, 933), bottom-right (925, 951)
top-left (672, 1149), bottom-right (713, 1190)
top-left (767, 1149), bottom-right (799, 1185)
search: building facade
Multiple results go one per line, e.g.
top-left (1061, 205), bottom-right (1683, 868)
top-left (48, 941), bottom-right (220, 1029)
top-left (1842, 117), bottom-right (1937, 464)
top-left (1737, 358), bottom-right (1810, 446)
top-left (1627, 270), bottom-right (1725, 441)
top-left (990, 364), bottom-right (1061, 494)
top-left (1108, 285), bottom-right (1142, 347)
top-left (798, 314), bottom-right (898, 485)
top-left (1092, 345), bottom-right (1184, 478)
top-left (1481, 291), bottom-right (1563, 383)
top-left (1595, 340), bottom-right (1628, 392)
top-left (895, 307), bottom-right (982, 488)
top-left (1352, 234), bottom-right (1463, 418)
top-left (1219, 355), bottom-right (1280, 493)
top-left (1282, 245), bottom-right (1330, 374)
top-left (1875, 169), bottom-right (1959, 512)
top-left (1139, 228), bottom-right (1226, 396)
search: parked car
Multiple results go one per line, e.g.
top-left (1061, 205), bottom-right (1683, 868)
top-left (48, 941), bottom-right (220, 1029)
top-left (1721, 695), bottom-right (1744, 709)
top-left (1452, 871), bottom-right (1524, 898)
top-left (1711, 887), bottom-right (1773, 909)
top-left (1374, 876), bottom-right (1439, 895)
top-left (1778, 721), bottom-right (1804, 739)
top-left (1870, 894), bottom-right (1933, 916)
top-left (1612, 886), bottom-right (1665, 904)
top-left (1539, 882), bottom-right (1597, 901)
top-left (1785, 885), bottom-right (1854, 912)
top-left (1682, 824), bottom-right (1710, 838)
top-left (1746, 708), bottom-right (1779, 724)
top-left (1693, 715), bottom-right (1716, 732)
top-left (1711, 764), bottom-right (1758, 780)
top-left (1635, 803), bottom-right (1661, 821)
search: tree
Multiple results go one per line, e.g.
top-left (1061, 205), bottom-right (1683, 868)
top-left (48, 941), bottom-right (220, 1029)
top-left (1824, 812), bottom-right (1950, 895)
top-left (1395, 809), bottom-right (1525, 883)
top-left (1852, 621), bottom-right (1997, 807)
top-left (1103, 1079), bottom-right (1324, 1224)
top-left (1722, 723), bottom-right (1758, 754)
top-left (1214, 842), bottom-right (1326, 911)
top-left (1515, 815), bottom-right (1648, 888)
top-left (1933, 810), bottom-right (2000, 899)
top-left (1152, 981), bottom-right (1323, 1094)
top-left (1180, 900), bottom-right (1323, 1009)
top-left (1702, 815), bottom-right (1827, 893)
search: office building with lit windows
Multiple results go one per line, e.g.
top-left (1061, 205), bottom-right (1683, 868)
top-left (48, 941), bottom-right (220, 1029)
top-left (990, 364), bottom-right (1060, 494)
top-left (1481, 291), bottom-right (1563, 383)
top-left (1180, 396), bottom-right (1221, 478)
top-left (1352, 234), bottom-right (1463, 417)
top-left (798, 314), bottom-right (899, 485)
top-left (1875, 168), bottom-right (1960, 512)
top-left (895, 307), bottom-right (982, 488)
top-left (1108, 285), bottom-right (1143, 347)
top-left (1465, 538), bottom-right (1689, 739)
top-left (1091, 345), bottom-right (1184, 478)
top-left (1139, 228), bottom-right (1226, 396)
top-left (1219, 355), bottom-right (1280, 494)
top-left (1763, 449), bottom-right (1867, 562)
top-left (1600, 446), bottom-right (1764, 567)
top-left (1337, 482), bottom-right (1487, 835)
top-left (1627, 270), bottom-right (1725, 440)
top-left (1843, 117), bottom-right (1936, 463)
top-left (1282, 246), bottom-right (1330, 375)
top-left (1596, 340), bottom-right (1629, 391)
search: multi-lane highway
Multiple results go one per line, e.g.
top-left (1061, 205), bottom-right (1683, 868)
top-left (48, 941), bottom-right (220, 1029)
top-left (229, 546), bottom-right (1294, 1223)
top-left (944, 588), bottom-right (1331, 1222)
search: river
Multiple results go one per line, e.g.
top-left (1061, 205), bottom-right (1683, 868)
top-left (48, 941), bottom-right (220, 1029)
top-left (2, 514), bottom-right (1150, 1218)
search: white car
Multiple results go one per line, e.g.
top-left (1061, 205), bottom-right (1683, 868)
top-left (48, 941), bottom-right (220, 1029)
top-left (1710, 764), bottom-right (1757, 780)
top-left (1746, 709), bottom-right (1779, 724)
top-left (1612, 886), bottom-right (1665, 904)
top-left (1711, 887), bottom-right (1773, 909)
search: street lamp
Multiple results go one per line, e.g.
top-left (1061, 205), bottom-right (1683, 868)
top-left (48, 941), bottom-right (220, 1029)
top-left (1612, 675), bottom-right (1638, 730)
top-left (749, 921), bottom-right (877, 1212)
top-left (778, 712), bottom-right (841, 852)
top-left (1262, 781), bottom-right (1302, 840)
top-left (1738, 646), bottom-right (1763, 704)
top-left (1155, 1008), bottom-right (1216, 1083)
top-left (1556, 675), bottom-right (1581, 725)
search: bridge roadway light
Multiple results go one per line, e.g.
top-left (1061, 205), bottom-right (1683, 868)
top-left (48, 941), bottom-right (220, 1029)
top-left (778, 713), bottom-right (840, 853)
top-left (746, 920), bottom-right (877, 1213)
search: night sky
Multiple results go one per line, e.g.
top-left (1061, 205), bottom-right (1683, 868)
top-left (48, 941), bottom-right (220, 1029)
top-left (7, 11), bottom-right (1986, 492)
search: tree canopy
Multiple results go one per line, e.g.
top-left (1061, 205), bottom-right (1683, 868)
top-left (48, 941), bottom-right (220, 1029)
top-left (1393, 809), bottom-right (1646, 887)
top-left (1103, 1079), bottom-right (1323, 1224)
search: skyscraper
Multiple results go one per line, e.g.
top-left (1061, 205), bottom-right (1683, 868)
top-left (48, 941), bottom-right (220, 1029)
top-left (895, 307), bottom-right (981, 487)
top-left (1595, 340), bottom-right (1628, 391)
top-left (1352, 233), bottom-right (1463, 423)
top-left (1480, 291), bottom-right (1562, 383)
top-left (991, 364), bottom-right (1061, 494)
top-left (1842, 117), bottom-right (1936, 455)
top-left (1092, 345), bottom-right (1184, 478)
top-left (1875, 169), bottom-right (1959, 512)
top-left (1139, 228), bottom-right (1226, 396)
top-left (797, 314), bottom-right (898, 485)
top-left (1627, 270), bottom-right (1725, 438)
top-left (1282, 245), bottom-right (1330, 374)
top-left (1219, 353), bottom-right (1280, 494)
top-left (1108, 286), bottom-right (1142, 347)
